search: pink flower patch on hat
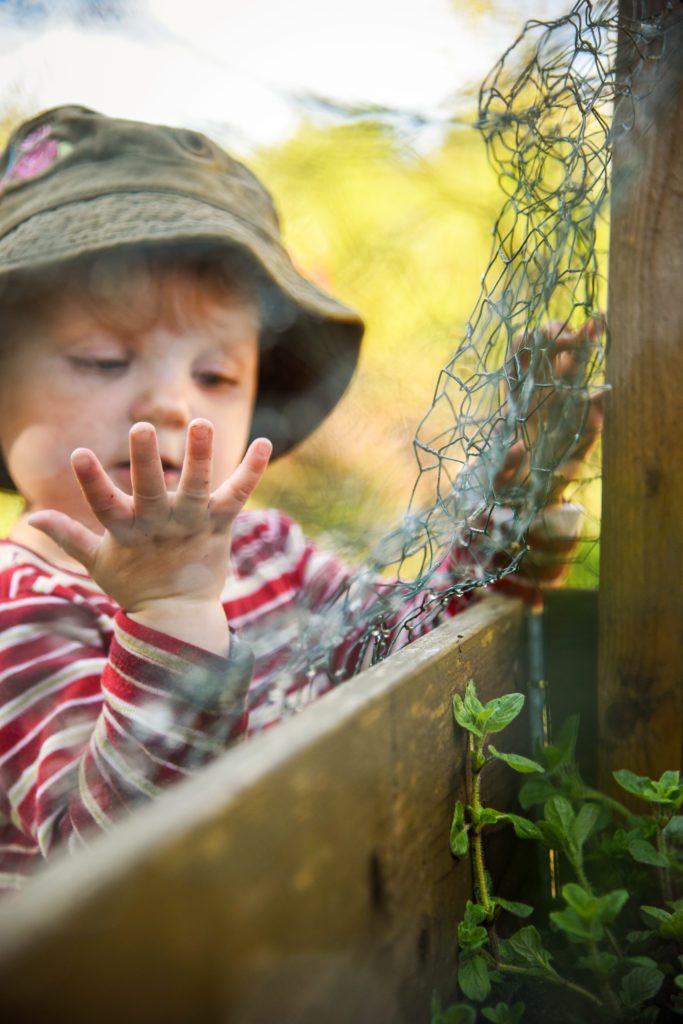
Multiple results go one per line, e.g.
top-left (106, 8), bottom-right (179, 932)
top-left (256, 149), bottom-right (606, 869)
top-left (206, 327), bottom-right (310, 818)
top-left (1, 122), bottom-right (72, 190)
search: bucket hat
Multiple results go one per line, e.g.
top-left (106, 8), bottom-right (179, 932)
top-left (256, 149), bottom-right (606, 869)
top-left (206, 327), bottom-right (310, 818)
top-left (0, 104), bottom-right (364, 489)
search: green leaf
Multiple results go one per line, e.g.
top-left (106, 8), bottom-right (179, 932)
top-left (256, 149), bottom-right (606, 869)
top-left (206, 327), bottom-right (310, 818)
top-left (550, 907), bottom-right (599, 941)
top-left (675, 974), bottom-right (683, 991)
top-left (613, 769), bottom-right (680, 805)
top-left (598, 889), bottom-right (629, 923)
top-left (577, 951), bottom-right (617, 974)
top-left (619, 966), bottom-right (664, 1007)
top-left (458, 952), bottom-right (491, 1002)
top-left (657, 770), bottom-right (680, 793)
top-left (493, 896), bottom-right (534, 918)
top-left (664, 815), bottom-right (683, 843)
top-left (488, 746), bottom-right (544, 774)
top-left (458, 923), bottom-right (488, 951)
top-left (561, 883), bottom-right (596, 918)
top-left (572, 803), bottom-right (600, 849)
top-left (554, 715), bottom-right (580, 766)
top-left (502, 813), bottom-right (543, 840)
top-left (626, 956), bottom-right (658, 969)
top-left (463, 680), bottom-right (485, 718)
top-left (640, 905), bottom-right (673, 927)
top-left (560, 885), bottom-right (628, 929)
top-left (478, 807), bottom-right (502, 826)
top-left (453, 693), bottom-right (481, 737)
top-left (544, 795), bottom-right (576, 841)
top-left (518, 779), bottom-right (558, 809)
top-left (441, 1004), bottom-right (477, 1024)
top-left (539, 743), bottom-right (564, 773)
top-left (627, 837), bottom-right (669, 867)
top-left (626, 929), bottom-right (656, 945)
top-left (613, 769), bottom-right (654, 799)
top-left (450, 800), bottom-right (469, 858)
top-left (462, 900), bottom-right (488, 929)
top-left (507, 926), bottom-right (553, 970)
top-left (457, 903), bottom-right (488, 950)
top-left (535, 820), bottom-right (565, 850)
top-left (661, 906), bottom-right (683, 940)
top-left (481, 693), bottom-right (525, 734)
top-left (482, 1003), bottom-right (525, 1024)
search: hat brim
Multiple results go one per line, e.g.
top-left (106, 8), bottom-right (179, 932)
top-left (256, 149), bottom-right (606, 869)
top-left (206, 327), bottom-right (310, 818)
top-left (0, 191), bottom-right (364, 466)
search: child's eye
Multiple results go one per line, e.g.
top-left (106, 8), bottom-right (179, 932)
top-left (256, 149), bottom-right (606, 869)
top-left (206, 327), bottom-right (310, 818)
top-left (70, 356), bottom-right (129, 373)
top-left (195, 371), bottom-right (239, 388)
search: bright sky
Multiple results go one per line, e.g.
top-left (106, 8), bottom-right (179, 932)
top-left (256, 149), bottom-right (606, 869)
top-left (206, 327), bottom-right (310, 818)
top-left (0, 0), bottom-right (570, 150)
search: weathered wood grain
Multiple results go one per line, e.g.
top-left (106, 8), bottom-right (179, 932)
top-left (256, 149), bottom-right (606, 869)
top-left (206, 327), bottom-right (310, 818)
top-left (598, 2), bottom-right (683, 785)
top-left (0, 595), bottom-right (528, 1024)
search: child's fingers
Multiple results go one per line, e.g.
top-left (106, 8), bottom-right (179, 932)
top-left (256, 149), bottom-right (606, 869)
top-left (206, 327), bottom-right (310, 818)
top-left (173, 419), bottom-right (214, 523)
top-left (129, 423), bottom-right (170, 523)
top-left (493, 438), bottom-right (527, 490)
top-left (71, 449), bottom-right (133, 533)
top-left (508, 316), bottom-right (604, 391)
top-left (209, 438), bottom-right (272, 527)
top-left (27, 510), bottom-right (101, 572)
top-left (545, 390), bottom-right (604, 501)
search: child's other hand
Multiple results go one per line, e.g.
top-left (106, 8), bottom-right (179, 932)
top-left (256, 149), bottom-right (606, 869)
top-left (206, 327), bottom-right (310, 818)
top-left (494, 317), bottom-right (605, 593)
top-left (28, 420), bottom-right (271, 653)
top-left (496, 316), bottom-right (605, 505)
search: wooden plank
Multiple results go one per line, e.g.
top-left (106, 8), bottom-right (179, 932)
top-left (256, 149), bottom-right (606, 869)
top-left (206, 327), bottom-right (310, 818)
top-left (598, 2), bottom-right (683, 786)
top-left (0, 595), bottom-right (528, 1024)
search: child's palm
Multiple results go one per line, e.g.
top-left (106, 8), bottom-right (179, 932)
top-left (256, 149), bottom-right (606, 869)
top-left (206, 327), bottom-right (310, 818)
top-left (29, 420), bottom-right (271, 613)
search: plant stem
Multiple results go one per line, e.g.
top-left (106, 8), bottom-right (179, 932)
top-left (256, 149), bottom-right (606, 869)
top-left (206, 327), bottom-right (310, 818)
top-left (572, 856), bottom-right (593, 895)
top-left (605, 926), bottom-right (624, 959)
top-left (488, 958), bottom-right (604, 1008)
top-left (579, 785), bottom-right (632, 822)
top-left (470, 735), bottom-right (492, 914)
top-left (655, 815), bottom-right (673, 902)
top-left (587, 938), bottom-right (620, 1012)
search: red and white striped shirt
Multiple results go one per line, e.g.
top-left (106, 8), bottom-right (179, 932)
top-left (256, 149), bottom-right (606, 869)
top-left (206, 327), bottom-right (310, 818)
top-left (0, 508), bottom-right (473, 893)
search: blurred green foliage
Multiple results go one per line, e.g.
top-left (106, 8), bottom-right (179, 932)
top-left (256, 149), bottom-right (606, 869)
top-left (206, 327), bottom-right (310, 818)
top-left (250, 119), bottom-right (504, 551)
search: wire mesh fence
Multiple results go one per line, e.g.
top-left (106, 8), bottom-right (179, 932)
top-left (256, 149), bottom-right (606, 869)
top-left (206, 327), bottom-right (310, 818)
top-left (250, 0), bottom-right (677, 700)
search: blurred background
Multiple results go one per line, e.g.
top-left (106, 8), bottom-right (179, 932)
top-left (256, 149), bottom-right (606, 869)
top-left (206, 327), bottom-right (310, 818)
top-left (0, 0), bottom-right (600, 584)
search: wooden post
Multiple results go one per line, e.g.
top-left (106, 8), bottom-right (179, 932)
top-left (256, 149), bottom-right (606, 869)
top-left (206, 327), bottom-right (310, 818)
top-left (598, 1), bottom-right (683, 786)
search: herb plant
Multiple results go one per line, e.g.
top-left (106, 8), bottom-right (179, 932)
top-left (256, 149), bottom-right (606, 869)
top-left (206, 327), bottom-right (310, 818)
top-left (432, 681), bottom-right (683, 1024)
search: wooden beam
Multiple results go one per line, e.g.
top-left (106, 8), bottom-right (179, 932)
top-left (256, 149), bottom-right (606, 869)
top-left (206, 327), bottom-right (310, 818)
top-left (598, 3), bottom-right (683, 785)
top-left (0, 596), bottom-right (528, 1024)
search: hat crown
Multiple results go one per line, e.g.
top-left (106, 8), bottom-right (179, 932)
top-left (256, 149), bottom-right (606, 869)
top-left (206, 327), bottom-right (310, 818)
top-left (0, 105), bottom-right (280, 243)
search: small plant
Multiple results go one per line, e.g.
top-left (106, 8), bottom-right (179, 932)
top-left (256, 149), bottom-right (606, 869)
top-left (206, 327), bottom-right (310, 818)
top-left (432, 681), bottom-right (683, 1024)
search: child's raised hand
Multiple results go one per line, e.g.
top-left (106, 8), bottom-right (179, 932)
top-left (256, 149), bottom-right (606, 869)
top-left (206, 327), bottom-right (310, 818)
top-left (492, 317), bottom-right (605, 591)
top-left (28, 421), bottom-right (272, 653)
top-left (496, 316), bottom-right (604, 504)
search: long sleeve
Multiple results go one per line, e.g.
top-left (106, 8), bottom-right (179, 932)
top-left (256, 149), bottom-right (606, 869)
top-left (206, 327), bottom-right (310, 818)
top-left (0, 556), bottom-right (253, 890)
top-left (224, 511), bottom-right (473, 726)
top-left (0, 510), bottom-right (488, 892)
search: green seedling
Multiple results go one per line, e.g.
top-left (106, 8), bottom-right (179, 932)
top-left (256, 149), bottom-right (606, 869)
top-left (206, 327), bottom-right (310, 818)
top-left (432, 680), bottom-right (683, 1024)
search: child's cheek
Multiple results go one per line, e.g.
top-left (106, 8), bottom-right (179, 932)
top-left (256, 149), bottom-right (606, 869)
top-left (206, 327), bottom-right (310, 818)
top-left (6, 422), bottom-right (74, 495)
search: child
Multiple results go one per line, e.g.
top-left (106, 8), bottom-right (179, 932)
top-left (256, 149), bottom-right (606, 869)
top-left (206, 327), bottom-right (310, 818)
top-left (0, 106), bottom-right (600, 894)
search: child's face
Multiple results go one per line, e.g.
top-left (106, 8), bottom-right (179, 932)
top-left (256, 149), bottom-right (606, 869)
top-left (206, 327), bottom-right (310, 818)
top-left (0, 268), bottom-right (260, 533)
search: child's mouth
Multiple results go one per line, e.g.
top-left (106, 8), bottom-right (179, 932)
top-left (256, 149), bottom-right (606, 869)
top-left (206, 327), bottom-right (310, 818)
top-left (111, 461), bottom-right (181, 491)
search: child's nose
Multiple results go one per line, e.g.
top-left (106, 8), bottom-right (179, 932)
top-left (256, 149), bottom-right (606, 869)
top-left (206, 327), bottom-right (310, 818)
top-left (129, 381), bottom-right (192, 430)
